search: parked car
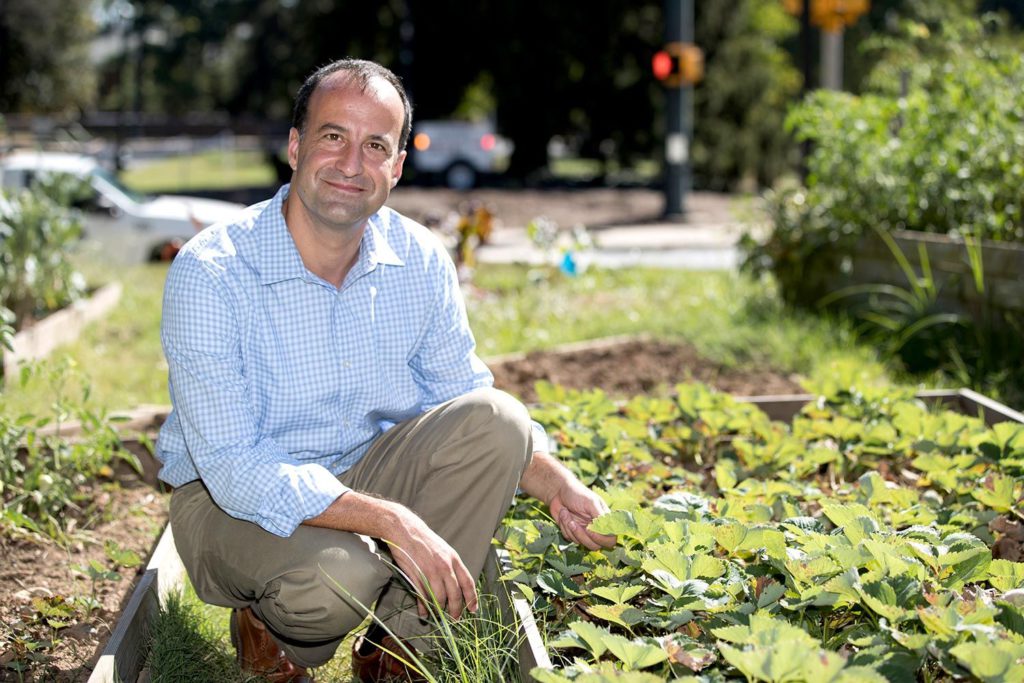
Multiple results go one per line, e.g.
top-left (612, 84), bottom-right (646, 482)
top-left (409, 120), bottom-right (512, 190)
top-left (0, 151), bottom-right (245, 262)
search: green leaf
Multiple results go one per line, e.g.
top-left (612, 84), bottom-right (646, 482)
top-left (603, 633), bottom-right (669, 670)
top-left (589, 509), bottom-right (664, 545)
top-left (103, 541), bottom-right (142, 569)
top-left (950, 640), bottom-right (1024, 683)
top-left (590, 584), bottom-right (646, 605)
top-left (971, 473), bottom-right (1020, 513)
top-left (568, 620), bottom-right (612, 658)
top-left (537, 569), bottom-right (585, 599)
top-left (821, 503), bottom-right (880, 545)
top-left (712, 612), bottom-right (817, 648)
top-left (586, 603), bottom-right (646, 629)
top-left (857, 579), bottom-right (916, 622)
top-left (988, 559), bottom-right (1024, 592)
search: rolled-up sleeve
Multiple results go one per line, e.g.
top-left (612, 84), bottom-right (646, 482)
top-left (408, 253), bottom-right (493, 408)
top-left (162, 256), bottom-right (345, 537)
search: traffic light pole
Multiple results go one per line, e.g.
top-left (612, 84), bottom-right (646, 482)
top-left (663, 0), bottom-right (693, 219)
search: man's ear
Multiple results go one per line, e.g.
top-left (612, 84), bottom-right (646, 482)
top-left (390, 149), bottom-right (407, 188)
top-left (287, 128), bottom-right (301, 171)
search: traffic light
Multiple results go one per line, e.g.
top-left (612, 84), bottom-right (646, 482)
top-left (652, 42), bottom-right (704, 88)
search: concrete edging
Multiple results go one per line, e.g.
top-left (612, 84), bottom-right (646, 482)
top-left (3, 281), bottom-right (123, 377)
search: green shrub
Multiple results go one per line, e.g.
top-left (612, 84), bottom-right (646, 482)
top-left (741, 14), bottom-right (1024, 398)
top-left (0, 174), bottom-right (89, 331)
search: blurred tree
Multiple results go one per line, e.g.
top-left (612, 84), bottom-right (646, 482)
top-left (692, 0), bottom-right (802, 190)
top-left (0, 0), bottom-right (95, 113)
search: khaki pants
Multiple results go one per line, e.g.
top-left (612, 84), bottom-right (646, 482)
top-left (169, 388), bottom-right (532, 668)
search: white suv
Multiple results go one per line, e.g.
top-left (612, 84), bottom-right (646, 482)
top-left (0, 151), bottom-right (244, 263)
top-left (410, 120), bottom-right (512, 190)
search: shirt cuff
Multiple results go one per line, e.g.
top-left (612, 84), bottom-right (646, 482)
top-left (530, 419), bottom-right (550, 456)
top-left (257, 464), bottom-right (349, 537)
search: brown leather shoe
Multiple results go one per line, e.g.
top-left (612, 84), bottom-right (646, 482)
top-left (229, 607), bottom-right (315, 683)
top-left (351, 633), bottom-right (427, 682)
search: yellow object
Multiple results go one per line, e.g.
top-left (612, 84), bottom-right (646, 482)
top-left (782, 0), bottom-right (870, 32)
top-left (654, 42), bottom-right (704, 88)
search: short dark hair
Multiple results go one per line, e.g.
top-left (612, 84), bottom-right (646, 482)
top-left (292, 59), bottom-right (413, 152)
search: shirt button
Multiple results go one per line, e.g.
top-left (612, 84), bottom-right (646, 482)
top-left (343, 360), bottom-right (352, 369)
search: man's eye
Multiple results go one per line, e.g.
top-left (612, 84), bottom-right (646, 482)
top-left (325, 133), bottom-right (342, 142)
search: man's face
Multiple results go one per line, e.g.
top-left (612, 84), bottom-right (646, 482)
top-left (287, 73), bottom-right (406, 234)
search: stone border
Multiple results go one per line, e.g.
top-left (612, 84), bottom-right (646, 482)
top-left (3, 281), bottom-right (123, 377)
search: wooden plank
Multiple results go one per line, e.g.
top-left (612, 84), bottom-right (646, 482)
top-left (86, 571), bottom-right (158, 683)
top-left (955, 388), bottom-right (1024, 425)
top-left (486, 548), bottom-right (552, 681)
top-left (87, 524), bottom-right (185, 683)
top-left (4, 281), bottom-right (123, 377)
top-left (732, 389), bottom-right (1021, 426)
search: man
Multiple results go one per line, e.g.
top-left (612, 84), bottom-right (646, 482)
top-left (156, 58), bottom-right (614, 682)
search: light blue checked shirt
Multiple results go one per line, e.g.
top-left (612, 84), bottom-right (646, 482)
top-left (156, 184), bottom-right (543, 537)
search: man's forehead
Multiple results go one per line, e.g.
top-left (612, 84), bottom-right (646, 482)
top-left (317, 71), bottom-right (401, 107)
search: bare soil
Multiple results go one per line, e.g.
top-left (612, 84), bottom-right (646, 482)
top-left (489, 336), bottom-right (803, 403)
top-left (0, 481), bottom-right (167, 682)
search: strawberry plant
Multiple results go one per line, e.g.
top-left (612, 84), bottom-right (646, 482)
top-left (503, 380), bottom-right (1024, 682)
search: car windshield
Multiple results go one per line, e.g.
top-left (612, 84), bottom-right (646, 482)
top-left (92, 167), bottom-right (150, 203)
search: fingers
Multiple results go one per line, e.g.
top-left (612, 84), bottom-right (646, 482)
top-left (387, 540), bottom-right (476, 620)
top-left (454, 560), bottom-right (479, 615)
top-left (557, 507), bottom-right (617, 550)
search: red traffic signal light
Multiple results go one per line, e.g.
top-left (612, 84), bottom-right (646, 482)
top-left (651, 42), bottom-right (704, 87)
top-left (652, 50), bottom-right (675, 81)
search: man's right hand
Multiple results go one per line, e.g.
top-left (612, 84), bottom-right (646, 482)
top-left (305, 491), bottom-right (477, 620)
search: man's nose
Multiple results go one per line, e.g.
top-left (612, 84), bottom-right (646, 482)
top-left (334, 143), bottom-right (363, 176)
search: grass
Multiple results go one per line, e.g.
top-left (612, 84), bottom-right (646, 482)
top-left (120, 150), bottom-right (277, 193)
top-left (2, 259), bottom-right (170, 418)
top-left (149, 572), bottom-right (523, 682)
top-left (467, 265), bottom-right (886, 386)
top-left (1, 262), bottom-right (893, 417)
top-left (149, 583), bottom-right (359, 682)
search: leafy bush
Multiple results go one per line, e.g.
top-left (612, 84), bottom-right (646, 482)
top-left (0, 174), bottom-right (88, 331)
top-left (741, 14), bottom-right (1024, 400)
top-left (745, 24), bottom-right (1024, 283)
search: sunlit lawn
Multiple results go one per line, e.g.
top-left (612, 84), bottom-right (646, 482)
top-left (120, 149), bottom-right (277, 193)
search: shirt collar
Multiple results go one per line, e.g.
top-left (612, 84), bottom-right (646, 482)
top-left (255, 185), bottom-right (404, 286)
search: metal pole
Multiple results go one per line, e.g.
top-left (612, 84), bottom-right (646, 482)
top-left (821, 28), bottom-right (843, 90)
top-left (662, 0), bottom-right (692, 219)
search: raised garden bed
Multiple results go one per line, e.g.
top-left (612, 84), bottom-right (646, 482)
top-left (3, 282), bottom-right (123, 378)
top-left (502, 384), bottom-right (1024, 682)
top-left (84, 385), bottom-right (1024, 682)
top-left (793, 229), bottom-right (1024, 323)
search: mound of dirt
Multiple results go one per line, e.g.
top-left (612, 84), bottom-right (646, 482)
top-left (489, 336), bottom-right (803, 403)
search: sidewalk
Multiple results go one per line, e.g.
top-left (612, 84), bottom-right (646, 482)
top-left (476, 193), bottom-right (764, 270)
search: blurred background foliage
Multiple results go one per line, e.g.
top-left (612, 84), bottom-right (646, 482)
top-left (2, 0), bottom-right (1017, 190)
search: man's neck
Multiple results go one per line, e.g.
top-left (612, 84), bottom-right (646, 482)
top-left (282, 195), bottom-right (365, 288)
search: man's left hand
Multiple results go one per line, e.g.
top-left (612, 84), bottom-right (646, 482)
top-left (519, 451), bottom-right (617, 550)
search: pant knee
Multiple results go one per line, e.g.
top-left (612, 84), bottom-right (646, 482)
top-left (459, 387), bottom-right (532, 459)
top-left (258, 543), bottom-right (391, 643)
